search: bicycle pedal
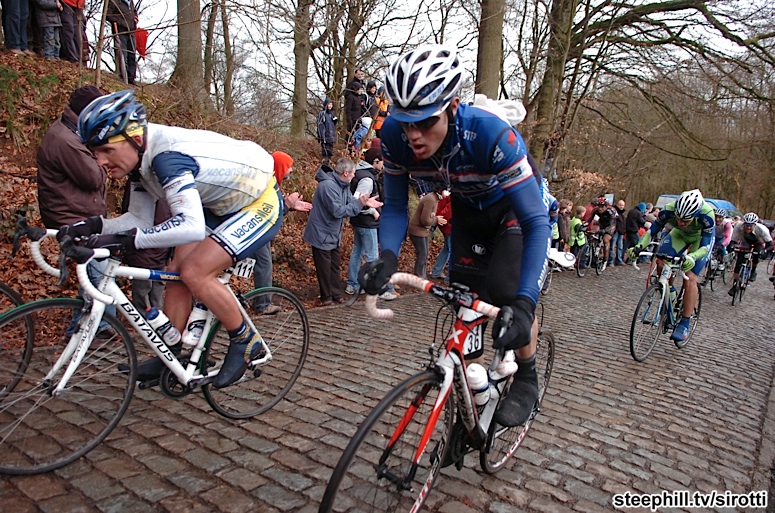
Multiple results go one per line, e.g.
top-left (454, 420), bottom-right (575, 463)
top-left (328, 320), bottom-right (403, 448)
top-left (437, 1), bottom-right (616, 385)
top-left (138, 377), bottom-right (160, 389)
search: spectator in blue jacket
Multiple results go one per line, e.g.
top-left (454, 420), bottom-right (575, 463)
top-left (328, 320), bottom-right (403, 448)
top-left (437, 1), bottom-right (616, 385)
top-left (303, 158), bottom-right (382, 306)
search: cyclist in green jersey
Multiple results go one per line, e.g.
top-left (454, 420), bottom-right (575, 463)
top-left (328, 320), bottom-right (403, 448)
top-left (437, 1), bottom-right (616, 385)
top-left (628, 189), bottom-right (714, 342)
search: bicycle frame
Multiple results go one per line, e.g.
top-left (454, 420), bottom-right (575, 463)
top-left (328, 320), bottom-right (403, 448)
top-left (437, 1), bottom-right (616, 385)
top-left (366, 274), bottom-right (500, 487)
top-left (26, 229), bottom-right (271, 394)
top-left (638, 251), bottom-right (685, 327)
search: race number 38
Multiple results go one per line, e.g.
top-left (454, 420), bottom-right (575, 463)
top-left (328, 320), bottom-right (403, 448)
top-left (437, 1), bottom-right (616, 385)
top-left (459, 307), bottom-right (485, 356)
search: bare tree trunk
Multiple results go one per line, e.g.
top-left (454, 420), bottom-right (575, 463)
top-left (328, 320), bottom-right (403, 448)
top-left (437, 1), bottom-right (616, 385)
top-left (290, 0), bottom-right (314, 136)
top-left (204, 1), bottom-right (219, 103)
top-left (475, 0), bottom-right (504, 98)
top-left (221, 1), bottom-right (234, 116)
top-left (529, 0), bottom-right (577, 163)
top-left (169, 0), bottom-right (210, 107)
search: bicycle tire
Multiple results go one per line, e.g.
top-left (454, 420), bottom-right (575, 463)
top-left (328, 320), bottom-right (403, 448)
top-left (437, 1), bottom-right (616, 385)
top-left (480, 330), bottom-right (555, 474)
top-left (0, 281), bottom-right (34, 402)
top-left (576, 244), bottom-right (591, 278)
top-left (0, 298), bottom-right (136, 475)
top-left (630, 284), bottom-right (664, 362)
top-left (203, 287), bottom-right (309, 419)
top-left (673, 283), bottom-right (701, 349)
top-left (594, 243), bottom-right (605, 276)
top-left (319, 369), bottom-right (453, 513)
top-left (540, 267), bottom-right (552, 295)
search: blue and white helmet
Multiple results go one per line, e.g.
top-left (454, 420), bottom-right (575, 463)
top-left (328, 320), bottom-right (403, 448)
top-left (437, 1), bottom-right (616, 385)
top-left (78, 89), bottom-right (147, 147)
top-left (674, 189), bottom-right (704, 220)
top-left (384, 45), bottom-right (464, 123)
top-left (713, 207), bottom-right (727, 218)
top-left (743, 212), bottom-right (759, 225)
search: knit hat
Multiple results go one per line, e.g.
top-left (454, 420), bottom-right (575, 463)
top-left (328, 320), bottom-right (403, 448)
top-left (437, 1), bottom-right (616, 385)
top-left (272, 151), bottom-right (294, 184)
top-left (363, 146), bottom-right (382, 165)
top-left (69, 85), bottom-right (103, 115)
top-left (637, 202), bottom-right (647, 213)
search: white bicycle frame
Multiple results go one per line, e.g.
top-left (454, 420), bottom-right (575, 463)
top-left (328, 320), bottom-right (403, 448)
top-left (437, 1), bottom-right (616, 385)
top-left (29, 230), bottom-right (271, 395)
top-left (637, 251), bottom-right (686, 325)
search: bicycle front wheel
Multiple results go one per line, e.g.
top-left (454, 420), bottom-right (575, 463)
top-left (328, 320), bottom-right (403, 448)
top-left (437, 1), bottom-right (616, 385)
top-left (630, 284), bottom-right (664, 362)
top-left (576, 244), bottom-right (591, 277)
top-left (203, 287), bottom-right (309, 419)
top-left (481, 330), bottom-right (555, 474)
top-left (319, 370), bottom-right (454, 513)
top-left (594, 245), bottom-right (606, 275)
top-left (0, 281), bottom-right (33, 401)
top-left (0, 298), bottom-right (136, 475)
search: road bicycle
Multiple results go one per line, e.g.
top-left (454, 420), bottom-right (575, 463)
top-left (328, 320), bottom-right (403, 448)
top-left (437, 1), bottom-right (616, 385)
top-left (0, 220), bottom-right (309, 475)
top-left (630, 252), bottom-right (702, 362)
top-left (0, 280), bottom-right (31, 401)
top-left (541, 247), bottom-right (576, 295)
top-left (730, 248), bottom-right (758, 305)
top-left (575, 230), bottom-right (606, 277)
top-left (319, 273), bottom-right (555, 512)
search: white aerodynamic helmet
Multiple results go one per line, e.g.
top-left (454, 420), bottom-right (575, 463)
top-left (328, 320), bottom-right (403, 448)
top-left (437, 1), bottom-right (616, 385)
top-left (384, 44), bottom-right (464, 123)
top-left (674, 189), bottom-right (704, 220)
top-left (743, 212), bottom-right (759, 225)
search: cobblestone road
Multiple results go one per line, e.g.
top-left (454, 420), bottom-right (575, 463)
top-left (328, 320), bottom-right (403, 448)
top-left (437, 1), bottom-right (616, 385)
top-left (2, 263), bottom-right (774, 512)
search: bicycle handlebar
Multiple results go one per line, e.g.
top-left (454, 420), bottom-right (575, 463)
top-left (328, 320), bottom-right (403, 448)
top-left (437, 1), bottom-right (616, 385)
top-left (631, 252), bottom-right (683, 271)
top-left (58, 237), bottom-right (115, 305)
top-left (13, 217), bottom-right (61, 278)
top-left (364, 272), bottom-right (501, 321)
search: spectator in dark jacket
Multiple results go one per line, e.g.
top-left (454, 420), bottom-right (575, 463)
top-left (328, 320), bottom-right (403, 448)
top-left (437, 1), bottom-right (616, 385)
top-left (303, 158), bottom-right (382, 306)
top-left (610, 199), bottom-right (627, 265)
top-left (316, 97), bottom-right (337, 165)
top-left (37, 85), bottom-right (115, 334)
top-left (107, 0), bottom-right (138, 84)
top-left (344, 70), bottom-right (365, 136)
top-left (58, 0), bottom-right (83, 62)
top-left (626, 202), bottom-right (648, 250)
top-left (32, 0), bottom-right (62, 59)
top-left (37, 85), bottom-right (106, 228)
top-left (365, 81), bottom-right (379, 119)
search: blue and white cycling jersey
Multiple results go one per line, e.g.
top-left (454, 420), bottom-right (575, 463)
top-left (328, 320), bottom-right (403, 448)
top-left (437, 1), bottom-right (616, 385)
top-left (379, 103), bottom-right (550, 303)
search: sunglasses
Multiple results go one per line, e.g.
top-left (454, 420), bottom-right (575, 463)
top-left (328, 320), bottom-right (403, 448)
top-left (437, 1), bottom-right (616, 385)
top-left (399, 116), bottom-right (441, 131)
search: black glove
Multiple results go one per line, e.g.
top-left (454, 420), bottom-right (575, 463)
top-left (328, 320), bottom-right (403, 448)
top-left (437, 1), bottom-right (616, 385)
top-left (84, 229), bottom-right (137, 250)
top-left (492, 296), bottom-right (536, 351)
top-left (56, 216), bottom-right (103, 242)
top-left (358, 250), bottom-right (397, 295)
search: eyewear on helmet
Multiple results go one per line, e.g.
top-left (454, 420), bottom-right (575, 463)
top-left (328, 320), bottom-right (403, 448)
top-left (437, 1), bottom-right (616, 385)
top-left (399, 115), bottom-right (441, 131)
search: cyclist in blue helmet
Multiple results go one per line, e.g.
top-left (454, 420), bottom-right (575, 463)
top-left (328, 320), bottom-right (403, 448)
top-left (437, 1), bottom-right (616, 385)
top-left (358, 45), bottom-right (551, 429)
top-left (60, 90), bottom-right (310, 388)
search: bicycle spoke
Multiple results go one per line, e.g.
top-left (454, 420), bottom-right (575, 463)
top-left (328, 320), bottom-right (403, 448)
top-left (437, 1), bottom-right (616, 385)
top-left (630, 284), bottom-right (664, 361)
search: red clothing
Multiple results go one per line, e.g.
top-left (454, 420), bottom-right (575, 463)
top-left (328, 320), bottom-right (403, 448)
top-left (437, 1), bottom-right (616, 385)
top-left (436, 195), bottom-right (451, 237)
top-left (61, 0), bottom-right (84, 8)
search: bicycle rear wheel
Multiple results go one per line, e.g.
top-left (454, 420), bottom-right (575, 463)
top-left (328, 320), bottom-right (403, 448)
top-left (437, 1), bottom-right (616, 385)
top-left (481, 330), bottom-right (555, 474)
top-left (319, 369), bottom-right (453, 513)
top-left (0, 281), bottom-right (33, 401)
top-left (0, 298), bottom-right (136, 475)
top-left (673, 283), bottom-right (701, 349)
top-left (630, 284), bottom-right (664, 362)
top-left (576, 244), bottom-right (591, 277)
top-left (203, 287), bottom-right (309, 419)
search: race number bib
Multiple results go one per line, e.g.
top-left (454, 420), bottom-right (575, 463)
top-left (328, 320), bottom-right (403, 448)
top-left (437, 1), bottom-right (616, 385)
top-left (459, 307), bottom-right (484, 356)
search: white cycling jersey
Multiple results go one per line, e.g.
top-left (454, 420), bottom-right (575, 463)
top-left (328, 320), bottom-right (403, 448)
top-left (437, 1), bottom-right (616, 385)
top-left (103, 123), bottom-right (277, 250)
top-left (731, 222), bottom-right (772, 246)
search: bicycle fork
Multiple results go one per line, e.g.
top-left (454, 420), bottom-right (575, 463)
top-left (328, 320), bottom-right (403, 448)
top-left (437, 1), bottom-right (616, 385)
top-left (376, 363), bottom-right (454, 494)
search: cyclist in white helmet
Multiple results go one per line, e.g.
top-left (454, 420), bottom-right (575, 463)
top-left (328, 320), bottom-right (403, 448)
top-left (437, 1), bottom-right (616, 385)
top-left (727, 212), bottom-right (773, 295)
top-left (57, 90), bottom-right (336, 389)
top-left (628, 189), bottom-right (714, 342)
top-left (359, 45), bottom-right (550, 429)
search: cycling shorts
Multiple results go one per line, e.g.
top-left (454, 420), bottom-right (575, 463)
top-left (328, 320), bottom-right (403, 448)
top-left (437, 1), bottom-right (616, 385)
top-left (658, 228), bottom-right (709, 276)
top-left (206, 182), bottom-right (284, 263)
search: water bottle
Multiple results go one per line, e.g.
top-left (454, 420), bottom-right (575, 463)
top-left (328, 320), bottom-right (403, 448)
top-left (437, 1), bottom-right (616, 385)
top-left (182, 301), bottom-right (208, 347)
top-left (491, 350), bottom-right (519, 383)
top-left (466, 363), bottom-right (490, 406)
top-left (146, 307), bottom-right (181, 346)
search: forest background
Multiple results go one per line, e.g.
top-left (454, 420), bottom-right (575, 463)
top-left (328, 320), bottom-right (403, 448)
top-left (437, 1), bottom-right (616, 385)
top-left (0, 0), bottom-right (774, 302)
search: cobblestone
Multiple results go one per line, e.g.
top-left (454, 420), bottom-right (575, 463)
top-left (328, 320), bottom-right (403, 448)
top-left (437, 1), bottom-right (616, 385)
top-left (2, 265), bottom-right (774, 511)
